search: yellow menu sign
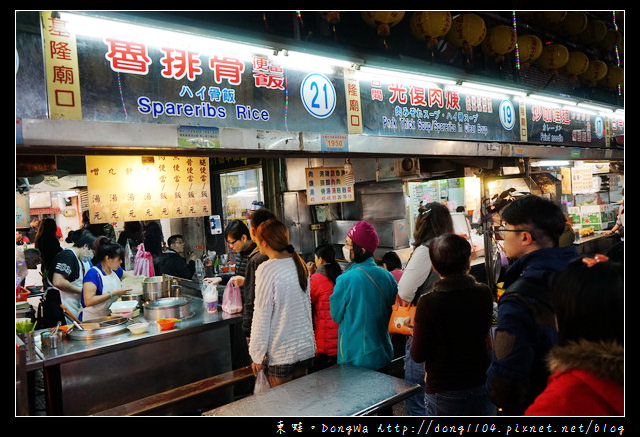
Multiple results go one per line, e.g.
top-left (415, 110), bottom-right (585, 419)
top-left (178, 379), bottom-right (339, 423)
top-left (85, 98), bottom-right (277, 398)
top-left (86, 156), bottom-right (211, 223)
top-left (40, 11), bottom-right (82, 119)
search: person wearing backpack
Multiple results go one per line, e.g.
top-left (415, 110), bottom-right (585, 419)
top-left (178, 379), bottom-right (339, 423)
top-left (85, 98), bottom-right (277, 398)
top-left (486, 195), bottom-right (579, 415)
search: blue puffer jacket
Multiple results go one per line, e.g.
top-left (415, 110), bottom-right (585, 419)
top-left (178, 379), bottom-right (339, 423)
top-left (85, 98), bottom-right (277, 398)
top-left (486, 245), bottom-right (579, 415)
top-left (330, 257), bottom-right (398, 371)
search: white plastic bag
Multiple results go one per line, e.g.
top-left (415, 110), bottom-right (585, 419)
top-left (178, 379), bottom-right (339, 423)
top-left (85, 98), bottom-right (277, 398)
top-left (254, 369), bottom-right (270, 394)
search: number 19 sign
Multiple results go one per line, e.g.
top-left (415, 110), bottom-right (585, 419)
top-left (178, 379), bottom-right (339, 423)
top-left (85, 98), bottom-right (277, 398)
top-left (300, 73), bottom-right (336, 119)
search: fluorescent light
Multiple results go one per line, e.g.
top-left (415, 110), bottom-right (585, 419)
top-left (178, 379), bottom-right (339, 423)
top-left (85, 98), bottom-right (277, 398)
top-left (278, 50), bottom-right (353, 74)
top-left (358, 66), bottom-right (457, 86)
top-left (460, 81), bottom-right (527, 97)
top-left (577, 103), bottom-right (614, 113)
top-left (446, 85), bottom-right (507, 101)
top-left (531, 160), bottom-right (571, 167)
top-left (61, 12), bottom-right (275, 60)
top-left (527, 94), bottom-right (577, 107)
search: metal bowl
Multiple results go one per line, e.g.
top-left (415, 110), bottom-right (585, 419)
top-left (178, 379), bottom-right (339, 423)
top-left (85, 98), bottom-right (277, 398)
top-left (142, 296), bottom-right (193, 321)
top-left (68, 316), bottom-right (130, 341)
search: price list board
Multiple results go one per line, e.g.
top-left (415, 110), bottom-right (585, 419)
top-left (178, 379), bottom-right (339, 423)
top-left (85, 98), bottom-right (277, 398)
top-left (86, 155), bottom-right (211, 223)
top-left (305, 167), bottom-right (354, 205)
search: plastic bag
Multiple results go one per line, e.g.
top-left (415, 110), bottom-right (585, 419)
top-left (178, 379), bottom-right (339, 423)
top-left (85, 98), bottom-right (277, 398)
top-left (254, 369), bottom-right (270, 394)
top-left (202, 282), bottom-right (219, 313)
top-left (221, 280), bottom-right (243, 314)
top-left (133, 243), bottom-right (154, 277)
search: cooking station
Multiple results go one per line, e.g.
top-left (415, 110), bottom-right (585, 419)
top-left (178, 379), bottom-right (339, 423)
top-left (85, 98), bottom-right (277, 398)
top-left (27, 279), bottom-right (244, 416)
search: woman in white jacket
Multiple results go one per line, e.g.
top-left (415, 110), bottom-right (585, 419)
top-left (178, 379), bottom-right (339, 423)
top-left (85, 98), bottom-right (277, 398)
top-left (249, 218), bottom-right (316, 387)
top-left (397, 202), bottom-right (453, 415)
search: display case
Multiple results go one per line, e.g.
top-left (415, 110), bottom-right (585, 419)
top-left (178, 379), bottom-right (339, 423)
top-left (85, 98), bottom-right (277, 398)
top-left (219, 168), bottom-right (264, 224)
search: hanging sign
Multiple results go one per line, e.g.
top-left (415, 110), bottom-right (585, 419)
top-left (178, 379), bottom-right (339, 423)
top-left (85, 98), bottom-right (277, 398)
top-left (524, 103), bottom-right (606, 148)
top-left (358, 73), bottom-right (521, 142)
top-left (60, 14), bottom-right (347, 135)
top-left (305, 167), bottom-right (354, 205)
top-left (344, 68), bottom-right (363, 134)
top-left (40, 11), bottom-right (82, 119)
top-left (85, 155), bottom-right (211, 223)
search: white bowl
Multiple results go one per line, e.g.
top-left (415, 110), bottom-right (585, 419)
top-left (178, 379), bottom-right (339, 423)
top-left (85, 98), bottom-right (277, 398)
top-left (127, 322), bottom-right (149, 335)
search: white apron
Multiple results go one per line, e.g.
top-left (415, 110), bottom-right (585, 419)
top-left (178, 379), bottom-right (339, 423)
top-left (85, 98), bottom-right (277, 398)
top-left (80, 266), bottom-right (120, 321)
top-left (59, 249), bottom-right (89, 319)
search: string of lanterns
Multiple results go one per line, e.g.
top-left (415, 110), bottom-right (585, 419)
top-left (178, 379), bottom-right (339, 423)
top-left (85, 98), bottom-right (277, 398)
top-left (311, 11), bottom-right (623, 92)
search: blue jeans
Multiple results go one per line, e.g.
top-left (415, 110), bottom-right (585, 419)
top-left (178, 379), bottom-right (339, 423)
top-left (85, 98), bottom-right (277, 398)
top-left (424, 386), bottom-right (497, 416)
top-left (404, 336), bottom-right (426, 416)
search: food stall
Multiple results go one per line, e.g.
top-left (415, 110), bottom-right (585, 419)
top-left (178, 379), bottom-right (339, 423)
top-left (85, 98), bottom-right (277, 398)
top-left (16, 11), bottom-right (623, 416)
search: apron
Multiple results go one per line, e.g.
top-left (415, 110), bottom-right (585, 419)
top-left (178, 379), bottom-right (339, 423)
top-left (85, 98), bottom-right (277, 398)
top-left (80, 266), bottom-right (121, 321)
top-left (59, 248), bottom-right (89, 319)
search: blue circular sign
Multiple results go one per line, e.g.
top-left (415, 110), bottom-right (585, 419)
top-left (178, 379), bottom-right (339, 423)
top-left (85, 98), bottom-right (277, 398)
top-left (498, 100), bottom-right (516, 131)
top-left (300, 73), bottom-right (336, 119)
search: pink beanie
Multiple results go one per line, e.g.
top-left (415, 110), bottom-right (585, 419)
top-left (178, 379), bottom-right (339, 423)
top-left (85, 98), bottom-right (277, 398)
top-left (347, 221), bottom-right (379, 254)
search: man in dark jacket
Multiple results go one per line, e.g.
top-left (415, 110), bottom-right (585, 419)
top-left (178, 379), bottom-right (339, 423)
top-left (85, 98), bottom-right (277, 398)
top-left (241, 208), bottom-right (276, 340)
top-left (486, 195), bottom-right (579, 415)
top-left (157, 235), bottom-right (196, 279)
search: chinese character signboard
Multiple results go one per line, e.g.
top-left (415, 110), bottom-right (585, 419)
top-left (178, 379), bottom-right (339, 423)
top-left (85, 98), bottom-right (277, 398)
top-left (344, 68), bottom-right (363, 134)
top-left (68, 15), bottom-right (347, 134)
top-left (359, 74), bottom-right (521, 143)
top-left (40, 11), bottom-right (82, 119)
top-left (524, 102), bottom-right (606, 148)
top-left (85, 155), bottom-right (211, 223)
top-left (305, 167), bottom-right (354, 205)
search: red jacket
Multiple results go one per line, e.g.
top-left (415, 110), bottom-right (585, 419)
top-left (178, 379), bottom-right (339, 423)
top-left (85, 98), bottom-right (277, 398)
top-left (525, 340), bottom-right (623, 416)
top-left (310, 269), bottom-right (339, 356)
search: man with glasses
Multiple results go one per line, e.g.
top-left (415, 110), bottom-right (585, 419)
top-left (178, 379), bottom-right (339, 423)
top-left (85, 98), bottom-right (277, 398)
top-left (486, 195), bottom-right (579, 416)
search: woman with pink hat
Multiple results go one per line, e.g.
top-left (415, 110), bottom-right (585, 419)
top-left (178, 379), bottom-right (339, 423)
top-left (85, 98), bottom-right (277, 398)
top-left (329, 221), bottom-right (398, 371)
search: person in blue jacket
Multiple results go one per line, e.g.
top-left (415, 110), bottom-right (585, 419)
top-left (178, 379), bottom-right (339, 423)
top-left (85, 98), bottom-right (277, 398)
top-left (486, 195), bottom-right (579, 415)
top-left (330, 221), bottom-right (398, 371)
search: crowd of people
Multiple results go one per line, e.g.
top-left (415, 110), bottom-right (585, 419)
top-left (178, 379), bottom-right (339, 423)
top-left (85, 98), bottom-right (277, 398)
top-left (18, 192), bottom-right (624, 416)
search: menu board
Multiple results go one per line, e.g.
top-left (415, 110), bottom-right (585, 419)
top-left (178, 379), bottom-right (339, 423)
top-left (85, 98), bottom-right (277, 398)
top-left (86, 155), bottom-right (211, 223)
top-left (305, 167), bottom-right (354, 205)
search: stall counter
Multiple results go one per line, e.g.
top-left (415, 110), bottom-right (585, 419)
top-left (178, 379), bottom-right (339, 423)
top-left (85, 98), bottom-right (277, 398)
top-left (29, 296), bottom-right (243, 415)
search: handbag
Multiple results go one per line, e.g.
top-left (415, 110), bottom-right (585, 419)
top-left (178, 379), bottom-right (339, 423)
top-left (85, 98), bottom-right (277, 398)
top-left (388, 295), bottom-right (416, 335)
top-left (389, 267), bottom-right (439, 335)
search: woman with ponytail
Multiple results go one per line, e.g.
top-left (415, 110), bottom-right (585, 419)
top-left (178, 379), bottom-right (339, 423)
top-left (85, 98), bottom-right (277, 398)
top-left (249, 218), bottom-right (316, 387)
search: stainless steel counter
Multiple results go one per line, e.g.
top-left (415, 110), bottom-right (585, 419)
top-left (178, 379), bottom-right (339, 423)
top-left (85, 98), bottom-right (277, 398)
top-left (204, 364), bottom-right (421, 416)
top-left (36, 295), bottom-right (237, 366)
top-left (33, 296), bottom-right (243, 415)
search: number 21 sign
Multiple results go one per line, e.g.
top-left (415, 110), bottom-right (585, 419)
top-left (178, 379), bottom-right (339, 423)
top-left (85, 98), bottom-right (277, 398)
top-left (300, 73), bottom-right (336, 119)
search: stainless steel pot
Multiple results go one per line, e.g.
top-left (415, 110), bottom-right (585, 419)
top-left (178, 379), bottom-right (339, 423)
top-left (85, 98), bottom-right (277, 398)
top-left (142, 296), bottom-right (193, 320)
top-left (120, 292), bottom-right (143, 307)
top-left (142, 276), bottom-right (168, 301)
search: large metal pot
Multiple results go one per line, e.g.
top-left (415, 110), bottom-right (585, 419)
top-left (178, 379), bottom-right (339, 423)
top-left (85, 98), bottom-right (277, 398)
top-left (142, 296), bottom-right (193, 320)
top-left (142, 276), bottom-right (168, 301)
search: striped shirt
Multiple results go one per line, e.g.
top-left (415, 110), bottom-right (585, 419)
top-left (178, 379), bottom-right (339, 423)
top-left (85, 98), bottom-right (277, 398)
top-left (249, 257), bottom-right (316, 366)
